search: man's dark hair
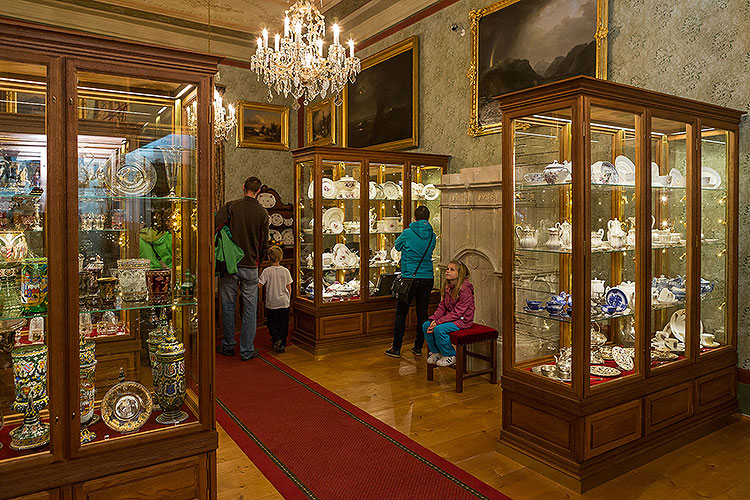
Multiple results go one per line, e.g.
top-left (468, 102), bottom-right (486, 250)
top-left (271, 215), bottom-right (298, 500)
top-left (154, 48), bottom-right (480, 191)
top-left (244, 176), bottom-right (262, 193)
top-left (414, 206), bottom-right (430, 221)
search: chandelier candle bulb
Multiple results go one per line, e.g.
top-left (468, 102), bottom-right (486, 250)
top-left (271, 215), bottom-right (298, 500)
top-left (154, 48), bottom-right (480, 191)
top-left (317, 38), bottom-right (323, 55)
top-left (295, 22), bottom-right (302, 39)
top-left (348, 39), bottom-right (354, 57)
top-left (284, 16), bottom-right (290, 37)
top-left (263, 28), bottom-right (268, 48)
top-left (275, 33), bottom-right (280, 51)
top-left (257, 37), bottom-right (262, 51)
top-left (333, 23), bottom-right (340, 45)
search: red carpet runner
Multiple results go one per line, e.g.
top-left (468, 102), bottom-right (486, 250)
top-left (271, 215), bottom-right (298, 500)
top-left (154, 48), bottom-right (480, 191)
top-left (216, 353), bottom-right (513, 500)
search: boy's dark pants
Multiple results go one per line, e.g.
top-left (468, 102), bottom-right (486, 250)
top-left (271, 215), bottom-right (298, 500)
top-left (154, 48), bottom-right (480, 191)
top-left (266, 307), bottom-right (290, 346)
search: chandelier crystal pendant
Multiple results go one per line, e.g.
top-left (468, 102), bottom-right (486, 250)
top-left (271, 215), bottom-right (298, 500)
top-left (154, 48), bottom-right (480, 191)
top-left (250, 0), bottom-right (361, 108)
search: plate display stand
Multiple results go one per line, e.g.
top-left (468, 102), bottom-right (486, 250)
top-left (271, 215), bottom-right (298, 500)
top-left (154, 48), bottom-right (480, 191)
top-left (293, 146), bottom-right (449, 354)
top-left (499, 76), bottom-right (742, 492)
top-left (0, 19), bottom-right (219, 499)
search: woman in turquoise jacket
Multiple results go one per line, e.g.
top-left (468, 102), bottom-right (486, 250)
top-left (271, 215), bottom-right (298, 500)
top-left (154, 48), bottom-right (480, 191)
top-left (385, 206), bottom-right (436, 358)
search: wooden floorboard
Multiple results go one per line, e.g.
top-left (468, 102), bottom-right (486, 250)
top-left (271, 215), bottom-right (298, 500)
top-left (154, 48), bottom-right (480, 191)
top-left (217, 343), bottom-right (750, 500)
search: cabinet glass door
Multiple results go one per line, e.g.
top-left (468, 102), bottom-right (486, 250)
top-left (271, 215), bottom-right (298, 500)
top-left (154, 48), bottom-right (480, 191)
top-left (368, 162), bottom-right (404, 298)
top-left (75, 71), bottom-right (199, 446)
top-left (320, 159), bottom-right (362, 302)
top-left (512, 108), bottom-right (574, 385)
top-left (297, 160), bottom-right (314, 301)
top-left (588, 106), bottom-right (641, 386)
top-left (650, 117), bottom-right (691, 368)
top-left (410, 164), bottom-right (442, 283)
top-left (0, 59), bottom-right (53, 459)
top-left (699, 127), bottom-right (730, 353)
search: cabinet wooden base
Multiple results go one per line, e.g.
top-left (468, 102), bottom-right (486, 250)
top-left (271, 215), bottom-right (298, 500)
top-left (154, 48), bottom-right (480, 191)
top-left (499, 367), bottom-right (738, 492)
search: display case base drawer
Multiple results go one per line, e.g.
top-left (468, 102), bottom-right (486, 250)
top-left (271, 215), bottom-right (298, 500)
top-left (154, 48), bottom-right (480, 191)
top-left (696, 367), bottom-right (736, 414)
top-left (73, 455), bottom-right (207, 500)
top-left (645, 382), bottom-right (693, 434)
top-left (584, 400), bottom-right (642, 459)
top-left (318, 313), bottom-right (364, 339)
top-left (508, 398), bottom-right (573, 456)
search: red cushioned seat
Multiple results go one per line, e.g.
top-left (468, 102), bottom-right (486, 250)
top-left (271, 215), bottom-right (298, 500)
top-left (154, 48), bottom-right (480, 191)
top-left (448, 324), bottom-right (498, 345)
top-left (428, 323), bottom-right (498, 393)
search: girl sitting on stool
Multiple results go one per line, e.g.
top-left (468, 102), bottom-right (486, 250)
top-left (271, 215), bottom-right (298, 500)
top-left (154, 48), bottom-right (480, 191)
top-left (424, 260), bottom-right (475, 367)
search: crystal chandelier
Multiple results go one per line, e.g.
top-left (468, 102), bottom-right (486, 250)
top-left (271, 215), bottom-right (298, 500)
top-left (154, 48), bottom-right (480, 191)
top-left (186, 88), bottom-right (236, 143)
top-left (250, 1), bottom-right (361, 107)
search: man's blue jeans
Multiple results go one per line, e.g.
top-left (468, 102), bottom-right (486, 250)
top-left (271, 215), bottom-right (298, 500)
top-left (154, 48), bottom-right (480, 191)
top-left (219, 267), bottom-right (258, 357)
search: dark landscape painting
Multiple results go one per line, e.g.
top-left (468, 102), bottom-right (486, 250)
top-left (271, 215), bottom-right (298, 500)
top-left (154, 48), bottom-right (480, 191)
top-left (345, 40), bottom-right (416, 150)
top-left (237, 101), bottom-right (288, 150)
top-left (478, 0), bottom-right (598, 127)
top-left (310, 99), bottom-right (333, 145)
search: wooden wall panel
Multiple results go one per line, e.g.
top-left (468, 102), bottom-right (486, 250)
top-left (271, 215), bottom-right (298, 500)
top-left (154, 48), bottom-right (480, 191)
top-left (584, 400), bottom-right (642, 459)
top-left (696, 368), bottom-right (736, 413)
top-left (366, 310), bottom-right (394, 333)
top-left (9, 489), bottom-right (60, 500)
top-left (73, 456), bottom-right (206, 500)
top-left (645, 382), bottom-right (693, 434)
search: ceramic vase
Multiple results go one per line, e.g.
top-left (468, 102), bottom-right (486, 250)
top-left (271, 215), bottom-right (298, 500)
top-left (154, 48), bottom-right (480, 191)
top-left (0, 265), bottom-right (22, 318)
top-left (146, 317), bottom-right (170, 405)
top-left (20, 258), bottom-right (47, 314)
top-left (10, 344), bottom-right (50, 450)
top-left (117, 258), bottom-right (150, 302)
top-left (145, 269), bottom-right (171, 304)
top-left (154, 322), bottom-right (188, 424)
top-left (79, 334), bottom-right (97, 444)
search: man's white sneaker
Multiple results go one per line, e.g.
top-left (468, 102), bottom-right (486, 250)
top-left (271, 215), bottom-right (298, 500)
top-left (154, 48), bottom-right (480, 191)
top-left (427, 352), bottom-right (443, 365)
top-left (436, 356), bottom-right (456, 367)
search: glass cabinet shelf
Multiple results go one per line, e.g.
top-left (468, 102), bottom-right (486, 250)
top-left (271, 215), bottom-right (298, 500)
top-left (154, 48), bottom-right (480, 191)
top-left (80, 299), bottom-right (198, 315)
top-left (516, 182), bottom-right (726, 193)
top-left (79, 193), bottom-right (197, 202)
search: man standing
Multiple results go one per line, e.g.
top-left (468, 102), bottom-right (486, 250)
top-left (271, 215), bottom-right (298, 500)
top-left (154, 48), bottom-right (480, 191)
top-left (215, 176), bottom-right (269, 360)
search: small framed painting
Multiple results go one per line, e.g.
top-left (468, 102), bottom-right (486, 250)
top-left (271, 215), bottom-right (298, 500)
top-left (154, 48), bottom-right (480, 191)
top-left (236, 101), bottom-right (289, 150)
top-left (306, 97), bottom-right (336, 146)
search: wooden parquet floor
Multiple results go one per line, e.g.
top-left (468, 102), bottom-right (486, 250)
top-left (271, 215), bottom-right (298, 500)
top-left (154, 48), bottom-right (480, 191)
top-left (217, 343), bottom-right (750, 500)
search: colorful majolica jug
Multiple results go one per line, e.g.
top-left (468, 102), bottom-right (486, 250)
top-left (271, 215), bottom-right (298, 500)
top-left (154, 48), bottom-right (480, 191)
top-left (10, 344), bottom-right (50, 450)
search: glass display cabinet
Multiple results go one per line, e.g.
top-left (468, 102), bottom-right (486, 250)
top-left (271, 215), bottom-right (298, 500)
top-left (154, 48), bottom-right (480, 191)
top-left (0, 20), bottom-right (219, 499)
top-left (293, 146), bottom-right (449, 354)
top-left (499, 76), bottom-right (743, 491)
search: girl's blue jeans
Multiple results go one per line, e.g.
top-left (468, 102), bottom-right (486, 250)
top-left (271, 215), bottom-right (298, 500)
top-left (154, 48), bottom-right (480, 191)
top-left (422, 320), bottom-right (459, 356)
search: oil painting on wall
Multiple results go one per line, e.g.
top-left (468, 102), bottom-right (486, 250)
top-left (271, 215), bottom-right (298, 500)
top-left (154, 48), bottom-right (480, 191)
top-left (469, 0), bottom-right (607, 136)
top-left (343, 36), bottom-right (418, 150)
top-left (236, 101), bottom-right (289, 150)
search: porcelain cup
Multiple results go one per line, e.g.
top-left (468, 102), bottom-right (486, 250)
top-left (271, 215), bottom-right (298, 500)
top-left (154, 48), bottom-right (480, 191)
top-left (700, 333), bottom-right (715, 345)
top-left (653, 175), bottom-right (670, 186)
top-left (655, 330), bottom-right (670, 342)
top-left (525, 299), bottom-right (542, 311)
top-left (670, 232), bottom-right (682, 244)
top-left (658, 288), bottom-right (675, 303)
top-left (523, 172), bottom-right (544, 184)
top-left (591, 229), bottom-right (604, 248)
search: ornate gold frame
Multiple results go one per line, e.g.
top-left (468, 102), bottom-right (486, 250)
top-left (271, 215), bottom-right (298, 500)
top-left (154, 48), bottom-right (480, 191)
top-left (343, 36), bottom-right (419, 150)
top-left (468, 0), bottom-right (608, 137)
top-left (306, 97), bottom-right (336, 146)
top-left (236, 100), bottom-right (289, 150)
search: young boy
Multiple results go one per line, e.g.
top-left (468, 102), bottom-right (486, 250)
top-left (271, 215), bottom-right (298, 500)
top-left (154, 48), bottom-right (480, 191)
top-left (258, 246), bottom-right (293, 353)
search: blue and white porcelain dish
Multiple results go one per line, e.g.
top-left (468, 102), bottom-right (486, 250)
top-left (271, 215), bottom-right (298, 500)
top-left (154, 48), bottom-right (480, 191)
top-left (605, 288), bottom-right (628, 311)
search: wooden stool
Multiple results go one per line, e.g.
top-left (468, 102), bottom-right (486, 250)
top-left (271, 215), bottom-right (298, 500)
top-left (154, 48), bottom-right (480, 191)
top-left (427, 324), bottom-right (498, 393)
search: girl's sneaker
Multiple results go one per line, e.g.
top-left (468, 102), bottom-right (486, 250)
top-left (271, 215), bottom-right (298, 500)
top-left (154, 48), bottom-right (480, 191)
top-left (436, 356), bottom-right (456, 367)
top-left (427, 352), bottom-right (442, 364)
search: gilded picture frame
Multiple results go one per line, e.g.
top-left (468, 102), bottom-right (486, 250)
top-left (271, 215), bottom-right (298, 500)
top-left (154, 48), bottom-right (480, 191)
top-left (468, 0), bottom-right (608, 137)
top-left (306, 97), bottom-right (336, 146)
top-left (236, 100), bottom-right (289, 150)
top-left (343, 36), bottom-right (418, 150)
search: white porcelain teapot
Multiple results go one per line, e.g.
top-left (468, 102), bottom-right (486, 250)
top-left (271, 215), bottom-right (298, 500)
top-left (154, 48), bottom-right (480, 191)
top-left (515, 225), bottom-right (538, 248)
top-left (546, 224), bottom-right (563, 250)
top-left (607, 218), bottom-right (626, 249)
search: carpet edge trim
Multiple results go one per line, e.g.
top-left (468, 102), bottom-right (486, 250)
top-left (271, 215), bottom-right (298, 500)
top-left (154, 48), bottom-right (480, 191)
top-left (216, 397), bottom-right (321, 500)
top-left (258, 354), bottom-right (498, 500)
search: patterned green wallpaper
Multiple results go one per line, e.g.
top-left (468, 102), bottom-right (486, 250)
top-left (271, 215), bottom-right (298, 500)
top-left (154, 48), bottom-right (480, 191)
top-left (219, 0), bottom-right (750, 368)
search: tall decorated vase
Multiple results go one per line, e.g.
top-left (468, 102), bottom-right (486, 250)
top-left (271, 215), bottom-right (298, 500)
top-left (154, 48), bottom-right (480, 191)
top-left (146, 315), bottom-right (170, 406)
top-left (117, 258), bottom-right (150, 302)
top-left (79, 333), bottom-right (98, 444)
top-left (0, 265), bottom-right (23, 318)
top-left (154, 321), bottom-right (188, 424)
top-left (10, 344), bottom-right (50, 450)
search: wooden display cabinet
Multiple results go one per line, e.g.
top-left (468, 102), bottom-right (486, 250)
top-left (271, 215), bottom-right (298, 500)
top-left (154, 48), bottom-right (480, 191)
top-left (499, 76), bottom-right (743, 491)
top-left (0, 20), bottom-right (218, 499)
top-left (292, 146), bottom-right (449, 354)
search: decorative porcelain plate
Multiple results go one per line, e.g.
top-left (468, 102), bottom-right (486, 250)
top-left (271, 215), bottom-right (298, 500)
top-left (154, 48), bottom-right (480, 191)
top-left (598, 346), bottom-right (614, 360)
top-left (590, 365), bottom-right (622, 377)
top-left (257, 192), bottom-right (276, 208)
top-left (423, 184), bottom-right (440, 200)
top-left (701, 167), bottom-right (722, 189)
top-left (307, 182), bottom-right (314, 200)
top-left (322, 207), bottom-right (344, 228)
top-left (390, 247), bottom-right (401, 264)
top-left (651, 349), bottom-right (679, 361)
top-left (612, 346), bottom-right (634, 371)
top-left (382, 181), bottom-right (400, 200)
top-left (321, 178), bottom-right (338, 199)
top-left (281, 229), bottom-right (294, 246)
top-left (269, 229), bottom-right (283, 243)
top-left (368, 182), bottom-right (377, 200)
top-left (669, 309), bottom-right (703, 342)
top-left (283, 217), bottom-right (293, 226)
top-left (269, 213), bottom-right (284, 226)
top-left (101, 381), bottom-right (153, 433)
top-left (605, 288), bottom-right (628, 311)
